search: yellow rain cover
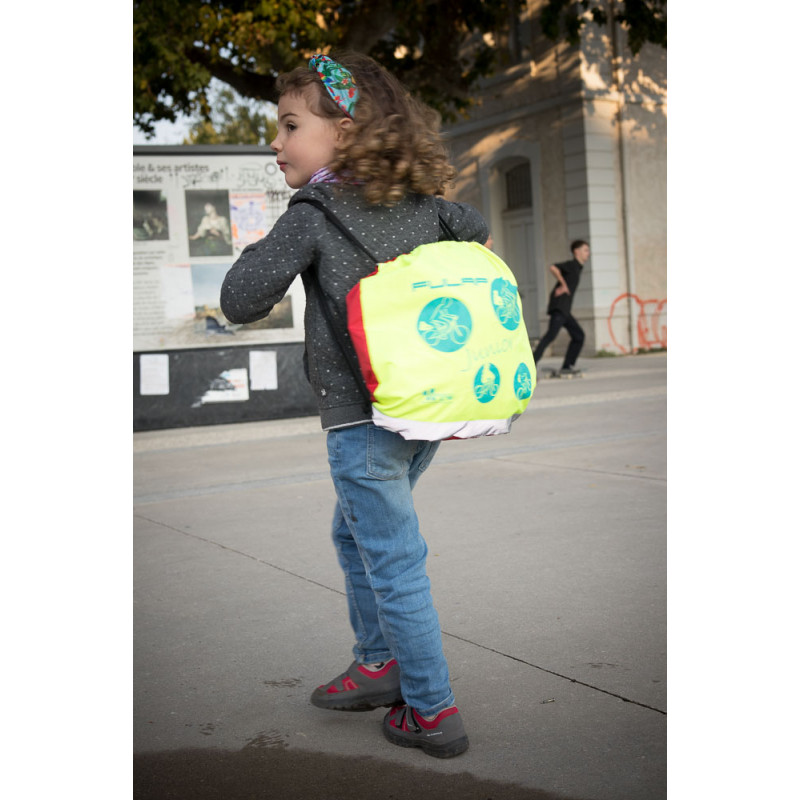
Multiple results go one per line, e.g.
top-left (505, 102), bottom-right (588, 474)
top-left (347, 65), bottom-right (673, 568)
top-left (346, 241), bottom-right (536, 440)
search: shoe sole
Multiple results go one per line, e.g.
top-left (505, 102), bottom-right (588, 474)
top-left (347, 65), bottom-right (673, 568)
top-left (383, 725), bottom-right (470, 758)
top-left (311, 687), bottom-right (403, 712)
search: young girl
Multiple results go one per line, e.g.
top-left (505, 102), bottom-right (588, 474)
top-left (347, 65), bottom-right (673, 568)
top-left (221, 52), bottom-right (488, 759)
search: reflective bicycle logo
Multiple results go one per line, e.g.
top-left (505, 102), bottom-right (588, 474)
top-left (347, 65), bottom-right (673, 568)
top-left (473, 363), bottom-right (501, 403)
top-left (491, 278), bottom-right (521, 331)
top-left (417, 297), bottom-right (472, 352)
top-left (514, 362), bottom-right (533, 400)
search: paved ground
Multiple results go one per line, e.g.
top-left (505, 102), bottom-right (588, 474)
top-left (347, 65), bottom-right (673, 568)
top-left (133, 353), bottom-right (667, 800)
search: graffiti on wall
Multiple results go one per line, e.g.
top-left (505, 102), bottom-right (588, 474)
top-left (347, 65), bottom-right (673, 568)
top-left (604, 293), bottom-right (667, 354)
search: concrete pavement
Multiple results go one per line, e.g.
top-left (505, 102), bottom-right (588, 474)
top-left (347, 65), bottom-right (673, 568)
top-left (133, 352), bottom-right (667, 799)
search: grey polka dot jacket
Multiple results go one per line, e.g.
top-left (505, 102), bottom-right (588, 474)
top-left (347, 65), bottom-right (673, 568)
top-left (220, 183), bottom-right (489, 430)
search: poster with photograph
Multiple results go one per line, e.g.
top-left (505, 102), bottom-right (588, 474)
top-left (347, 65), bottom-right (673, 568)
top-left (134, 190), bottom-right (170, 241)
top-left (186, 189), bottom-right (234, 258)
top-left (133, 149), bottom-right (301, 352)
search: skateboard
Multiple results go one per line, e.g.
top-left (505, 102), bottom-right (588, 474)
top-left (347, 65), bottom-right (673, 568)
top-left (546, 368), bottom-right (583, 379)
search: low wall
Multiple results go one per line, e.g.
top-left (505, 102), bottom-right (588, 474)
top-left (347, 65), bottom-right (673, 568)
top-left (134, 343), bottom-right (318, 431)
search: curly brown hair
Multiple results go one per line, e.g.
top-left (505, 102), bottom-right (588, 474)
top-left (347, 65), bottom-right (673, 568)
top-left (276, 52), bottom-right (455, 206)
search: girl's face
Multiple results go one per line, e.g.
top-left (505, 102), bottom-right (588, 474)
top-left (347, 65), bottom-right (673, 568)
top-left (271, 89), bottom-right (348, 188)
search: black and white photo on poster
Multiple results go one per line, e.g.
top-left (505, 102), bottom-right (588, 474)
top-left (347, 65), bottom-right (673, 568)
top-left (185, 189), bottom-right (233, 258)
top-left (133, 190), bottom-right (169, 241)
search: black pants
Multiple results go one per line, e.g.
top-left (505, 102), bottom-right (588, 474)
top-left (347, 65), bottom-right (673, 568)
top-left (532, 310), bottom-right (585, 369)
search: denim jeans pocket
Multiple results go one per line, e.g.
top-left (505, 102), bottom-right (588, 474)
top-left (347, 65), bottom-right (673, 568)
top-left (366, 425), bottom-right (419, 480)
top-left (414, 441), bottom-right (439, 474)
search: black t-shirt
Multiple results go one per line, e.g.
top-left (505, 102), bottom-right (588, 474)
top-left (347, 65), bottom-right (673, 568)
top-left (547, 258), bottom-right (583, 316)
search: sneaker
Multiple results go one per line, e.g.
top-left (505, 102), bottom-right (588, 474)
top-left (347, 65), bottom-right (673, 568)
top-left (558, 366), bottom-right (582, 378)
top-left (383, 704), bottom-right (469, 758)
top-left (311, 659), bottom-right (402, 711)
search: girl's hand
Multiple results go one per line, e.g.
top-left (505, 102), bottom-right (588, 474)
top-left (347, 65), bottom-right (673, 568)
top-left (554, 285), bottom-right (570, 297)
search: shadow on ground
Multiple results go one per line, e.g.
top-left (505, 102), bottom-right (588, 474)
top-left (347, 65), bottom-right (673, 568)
top-left (134, 747), bottom-right (593, 800)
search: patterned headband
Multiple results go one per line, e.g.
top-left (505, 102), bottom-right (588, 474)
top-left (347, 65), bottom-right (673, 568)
top-left (308, 54), bottom-right (359, 118)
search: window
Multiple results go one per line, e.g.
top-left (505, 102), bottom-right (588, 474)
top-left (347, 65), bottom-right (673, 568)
top-left (495, 0), bottom-right (533, 67)
top-left (505, 162), bottom-right (532, 210)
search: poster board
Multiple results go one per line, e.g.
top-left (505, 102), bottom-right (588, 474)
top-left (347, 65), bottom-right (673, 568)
top-left (133, 146), bottom-right (301, 352)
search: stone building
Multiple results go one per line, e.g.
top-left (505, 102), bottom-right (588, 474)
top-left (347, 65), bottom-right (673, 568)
top-left (443, 1), bottom-right (667, 357)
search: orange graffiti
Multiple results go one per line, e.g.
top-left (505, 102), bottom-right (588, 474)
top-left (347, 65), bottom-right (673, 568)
top-left (606, 294), bottom-right (667, 354)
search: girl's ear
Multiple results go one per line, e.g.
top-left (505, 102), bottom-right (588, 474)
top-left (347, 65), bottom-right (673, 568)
top-left (337, 116), bottom-right (353, 139)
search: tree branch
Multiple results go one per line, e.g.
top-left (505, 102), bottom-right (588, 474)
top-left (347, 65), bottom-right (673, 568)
top-left (187, 47), bottom-right (280, 104)
top-left (338, 0), bottom-right (399, 53)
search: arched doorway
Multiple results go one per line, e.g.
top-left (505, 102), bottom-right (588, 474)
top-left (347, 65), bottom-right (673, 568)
top-left (476, 142), bottom-right (546, 340)
top-left (498, 160), bottom-right (539, 337)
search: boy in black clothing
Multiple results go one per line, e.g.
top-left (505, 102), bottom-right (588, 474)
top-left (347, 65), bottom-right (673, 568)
top-left (532, 240), bottom-right (590, 376)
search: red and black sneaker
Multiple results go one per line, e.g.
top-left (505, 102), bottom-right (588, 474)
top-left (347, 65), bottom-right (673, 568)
top-left (311, 659), bottom-right (402, 711)
top-left (383, 704), bottom-right (469, 758)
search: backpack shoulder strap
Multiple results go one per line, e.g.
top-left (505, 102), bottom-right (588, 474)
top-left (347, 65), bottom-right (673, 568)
top-left (291, 196), bottom-right (373, 412)
top-left (292, 196), bottom-right (379, 263)
top-left (437, 210), bottom-right (460, 242)
top-left (295, 195), bottom-right (459, 252)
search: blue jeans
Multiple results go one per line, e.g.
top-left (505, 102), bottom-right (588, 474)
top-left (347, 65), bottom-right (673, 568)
top-left (326, 423), bottom-right (454, 717)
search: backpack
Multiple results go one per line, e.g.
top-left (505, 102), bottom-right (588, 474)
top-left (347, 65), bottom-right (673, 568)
top-left (299, 198), bottom-right (536, 440)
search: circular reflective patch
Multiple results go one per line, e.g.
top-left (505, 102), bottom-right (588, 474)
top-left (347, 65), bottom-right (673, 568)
top-left (473, 363), bottom-right (501, 403)
top-left (417, 297), bottom-right (472, 352)
top-left (490, 278), bottom-right (521, 331)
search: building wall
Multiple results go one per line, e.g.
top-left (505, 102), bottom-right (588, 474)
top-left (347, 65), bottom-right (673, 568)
top-left (444, 2), bottom-right (666, 357)
top-left (584, 14), bottom-right (667, 353)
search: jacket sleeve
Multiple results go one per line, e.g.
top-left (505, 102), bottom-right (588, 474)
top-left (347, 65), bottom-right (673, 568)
top-left (220, 204), bottom-right (323, 324)
top-left (434, 198), bottom-right (490, 245)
